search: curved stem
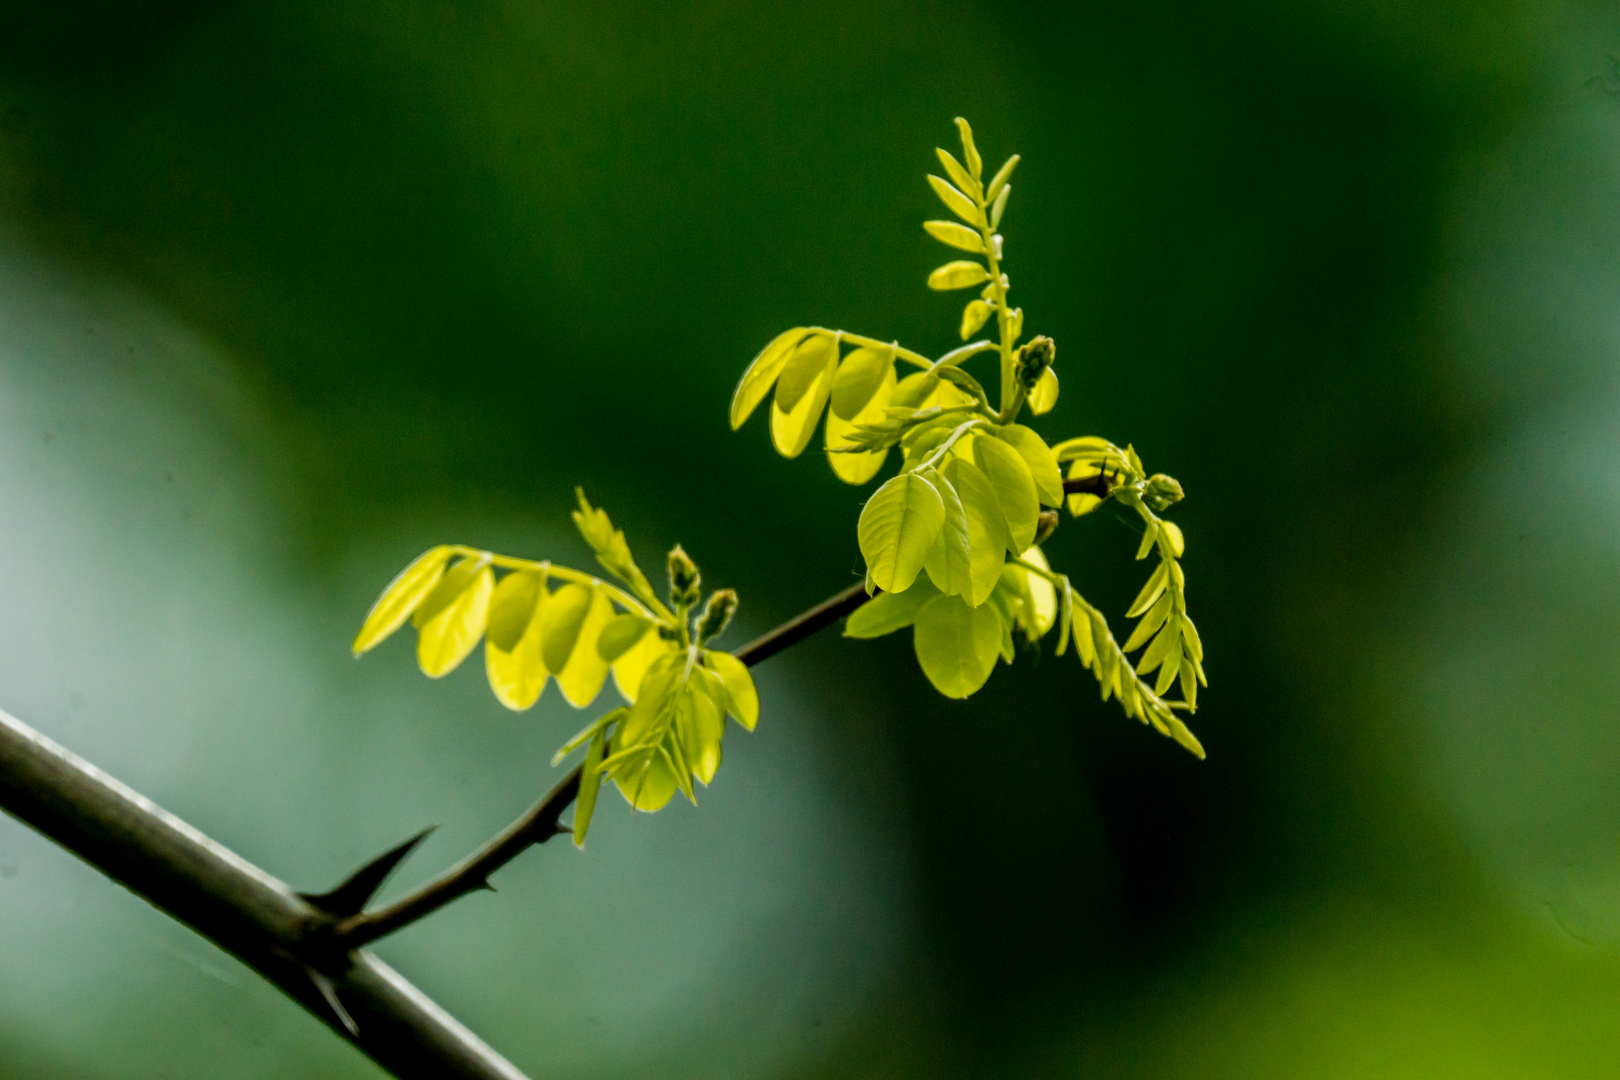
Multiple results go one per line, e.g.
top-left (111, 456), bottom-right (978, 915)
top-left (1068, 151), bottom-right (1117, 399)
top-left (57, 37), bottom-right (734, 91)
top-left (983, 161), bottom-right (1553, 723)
top-left (451, 547), bottom-right (662, 622)
top-left (330, 580), bottom-right (873, 951)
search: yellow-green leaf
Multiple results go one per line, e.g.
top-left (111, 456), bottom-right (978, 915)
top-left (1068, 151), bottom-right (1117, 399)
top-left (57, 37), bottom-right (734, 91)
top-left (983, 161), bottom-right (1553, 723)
top-left (597, 612), bottom-right (652, 663)
top-left (1126, 561), bottom-right (1171, 618)
top-left (826, 364), bottom-right (896, 484)
top-left (921, 467), bottom-right (972, 600)
top-left (954, 117), bottom-right (982, 178)
top-left (990, 184), bottom-right (1011, 230)
top-left (412, 554), bottom-right (492, 628)
top-left (927, 175), bottom-right (983, 226)
top-left (539, 582), bottom-right (593, 673)
top-left (913, 593), bottom-right (1001, 699)
top-left (985, 154), bottom-right (1020, 202)
top-left (485, 578), bottom-right (548, 710)
top-left (1019, 544), bottom-right (1058, 635)
top-left (353, 546), bottom-right (454, 654)
top-left (681, 684), bottom-right (724, 786)
top-left (928, 260), bottom-right (990, 291)
top-left (858, 472), bottom-right (946, 593)
top-left (1122, 592), bottom-right (1172, 653)
top-left (416, 563), bottom-right (495, 678)
top-left (1008, 308), bottom-right (1023, 344)
top-left (704, 650), bottom-right (758, 730)
top-left (572, 728), bottom-right (607, 846)
top-left (935, 147), bottom-right (980, 198)
top-left (1161, 520), bottom-right (1185, 558)
top-left (972, 435), bottom-right (1039, 552)
top-left (831, 345), bottom-right (895, 420)
top-left (770, 349), bottom-right (835, 460)
top-left (615, 752), bottom-right (679, 812)
top-left (1028, 366), bottom-right (1058, 415)
top-left (486, 570), bottom-right (542, 652)
top-left (844, 576), bottom-right (940, 638)
top-left (995, 425), bottom-right (1064, 507)
top-left (556, 588), bottom-right (615, 707)
top-left (611, 629), bottom-right (673, 703)
top-left (924, 220), bottom-right (984, 253)
top-left (775, 333), bottom-right (837, 414)
top-left (731, 327), bottom-right (812, 429)
top-left (942, 457), bottom-right (1008, 606)
top-left (960, 300), bottom-right (993, 341)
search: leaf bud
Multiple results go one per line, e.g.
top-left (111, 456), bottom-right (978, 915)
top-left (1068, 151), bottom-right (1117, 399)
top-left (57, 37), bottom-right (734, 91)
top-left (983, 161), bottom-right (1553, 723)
top-left (1144, 473), bottom-right (1185, 511)
top-left (1015, 336), bottom-right (1055, 391)
top-left (667, 545), bottom-right (701, 606)
top-left (1035, 509), bottom-right (1060, 544)
top-left (695, 588), bottom-right (738, 643)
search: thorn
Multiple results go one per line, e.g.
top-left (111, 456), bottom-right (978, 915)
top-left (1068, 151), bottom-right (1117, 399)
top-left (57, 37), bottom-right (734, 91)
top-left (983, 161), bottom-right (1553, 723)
top-left (301, 826), bottom-right (437, 917)
top-left (478, 878), bottom-right (497, 893)
top-left (308, 968), bottom-right (358, 1037)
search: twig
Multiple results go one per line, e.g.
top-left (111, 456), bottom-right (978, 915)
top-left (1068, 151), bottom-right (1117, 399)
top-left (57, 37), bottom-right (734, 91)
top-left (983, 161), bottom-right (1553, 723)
top-left (331, 580), bottom-right (873, 951)
top-left (1062, 474), bottom-right (1112, 498)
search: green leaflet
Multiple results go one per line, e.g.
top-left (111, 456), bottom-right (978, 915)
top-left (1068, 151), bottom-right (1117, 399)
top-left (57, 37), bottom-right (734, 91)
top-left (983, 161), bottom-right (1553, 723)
top-left (596, 611), bottom-right (652, 662)
top-left (831, 345), bottom-right (895, 421)
top-left (928, 260), bottom-right (990, 291)
top-left (994, 425), bottom-right (1064, 507)
top-left (927, 174), bottom-right (983, 226)
top-left (985, 154), bottom-right (1019, 202)
top-left (416, 562), bottom-right (494, 678)
top-left (990, 184), bottom-right (1011, 230)
top-left (412, 553), bottom-right (492, 628)
top-left (941, 457), bottom-right (1007, 606)
top-left (572, 490), bottom-right (657, 605)
top-left (539, 583), bottom-right (595, 673)
top-left (826, 364), bottom-right (896, 484)
top-left (770, 349), bottom-right (835, 459)
top-left (486, 570), bottom-right (542, 652)
top-left (731, 327), bottom-right (812, 429)
top-left (934, 147), bottom-right (980, 199)
top-left (960, 299), bottom-right (993, 341)
top-left (921, 467), bottom-right (973, 600)
top-left (954, 117), bottom-right (983, 179)
top-left (353, 545), bottom-right (453, 654)
top-left (555, 588), bottom-right (615, 707)
top-left (1027, 366), bottom-right (1058, 415)
top-left (924, 220), bottom-right (984, 253)
top-left (858, 472), bottom-right (945, 594)
top-left (776, 333), bottom-right (838, 413)
top-left (843, 576), bottom-right (940, 638)
top-left (572, 727), bottom-right (608, 846)
top-left (912, 593), bottom-right (1001, 699)
top-left (703, 650), bottom-right (759, 730)
top-left (972, 435), bottom-right (1039, 552)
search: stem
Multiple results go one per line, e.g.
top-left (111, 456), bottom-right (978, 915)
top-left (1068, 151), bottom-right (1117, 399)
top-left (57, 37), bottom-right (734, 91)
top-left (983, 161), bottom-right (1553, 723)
top-left (452, 547), bottom-right (664, 622)
top-left (0, 708), bottom-right (529, 1080)
top-left (331, 580), bottom-right (873, 951)
top-left (972, 187), bottom-right (1016, 413)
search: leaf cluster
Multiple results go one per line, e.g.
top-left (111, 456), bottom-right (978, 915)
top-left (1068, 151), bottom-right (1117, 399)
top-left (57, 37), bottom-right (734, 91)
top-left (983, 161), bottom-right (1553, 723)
top-left (352, 490), bottom-right (759, 841)
top-left (730, 119), bottom-right (1207, 755)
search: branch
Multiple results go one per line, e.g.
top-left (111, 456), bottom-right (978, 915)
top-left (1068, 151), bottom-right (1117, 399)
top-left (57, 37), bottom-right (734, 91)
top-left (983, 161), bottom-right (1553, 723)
top-left (0, 707), bottom-right (529, 1080)
top-left (1062, 474), bottom-right (1112, 498)
top-left (332, 580), bottom-right (873, 950)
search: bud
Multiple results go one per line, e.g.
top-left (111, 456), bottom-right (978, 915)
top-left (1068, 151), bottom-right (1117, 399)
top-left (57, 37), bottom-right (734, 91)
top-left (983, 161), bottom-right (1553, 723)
top-left (1035, 509), bottom-right (1060, 544)
top-left (695, 589), bottom-right (738, 643)
top-left (667, 545), bottom-right (701, 607)
top-left (1144, 473), bottom-right (1184, 511)
top-left (1015, 336), bottom-right (1055, 391)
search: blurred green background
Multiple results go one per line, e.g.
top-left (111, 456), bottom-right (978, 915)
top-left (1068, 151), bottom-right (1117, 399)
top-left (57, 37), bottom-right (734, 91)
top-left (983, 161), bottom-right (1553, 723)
top-left (0, 0), bottom-right (1618, 1076)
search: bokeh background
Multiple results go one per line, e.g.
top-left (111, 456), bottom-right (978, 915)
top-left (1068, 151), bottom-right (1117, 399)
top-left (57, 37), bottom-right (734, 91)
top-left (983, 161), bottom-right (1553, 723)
top-left (0, 1), bottom-right (1618, 1076)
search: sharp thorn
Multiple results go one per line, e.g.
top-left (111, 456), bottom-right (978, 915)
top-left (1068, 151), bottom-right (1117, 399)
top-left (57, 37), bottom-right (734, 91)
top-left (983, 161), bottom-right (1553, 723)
top-left (301, 825), bottom-right (437, 917)
top-left (308, 968), bottom-right (359, 1037)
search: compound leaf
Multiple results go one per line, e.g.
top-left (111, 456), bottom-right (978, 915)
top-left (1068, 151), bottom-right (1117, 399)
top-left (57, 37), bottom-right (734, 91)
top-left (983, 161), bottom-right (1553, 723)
top-left (921, 467), bottom-right (973, 600)
top-left (927, 175), bottom-right (983, 226)
top-left (539, 583), bottom-right (594, 673)
top-left (704, 650), bottom-right (758, 730)
top-left (941, 457), bottom-right (1007, 606)
top-left (994, 425), bottom-right (1064, 507)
